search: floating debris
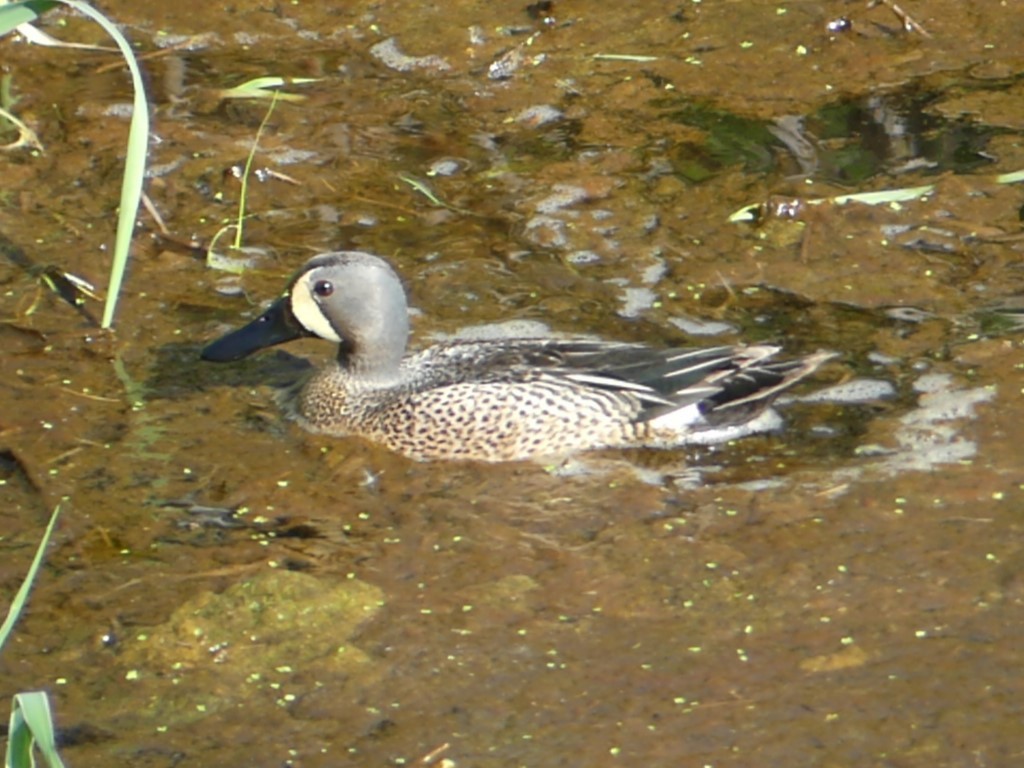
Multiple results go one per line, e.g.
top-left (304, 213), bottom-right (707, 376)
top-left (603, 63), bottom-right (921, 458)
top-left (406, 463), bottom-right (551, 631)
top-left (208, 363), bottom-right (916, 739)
top-left (592, 53), bottom-right (659, 62)
top-left (730, 184), bottom-right (936, 223)
top-left (566, 250), bottom-right (601, 265)
top-left (868, 0), bottom-right (932, 38)
top-left (534, 184), bottom-right (588, 214)
top-left (826, 17), bottom-right (853, 34)
top-left (426, 158), bottom-right (467, 177)
top-left (488, 31), bottom-right (545, 80)
top-left (617, 286), bottom-right (658, 318)
top-left (523, 215), bottom-right (569, 248)
top-left (515, 104), bottom-right (564, 128)
top-left (793, 378), bottom-right (897, 405)
top-left (667, 316), bottom-right (736, 336)
top-left (467, 25), bottom-right (486, 46)
top-left (370, 37), bottom-right (451, 73)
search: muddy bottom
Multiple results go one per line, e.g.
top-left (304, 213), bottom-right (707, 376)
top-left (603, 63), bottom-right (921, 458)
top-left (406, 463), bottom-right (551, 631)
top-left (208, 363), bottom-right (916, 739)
top-left (3, 1), bottom-right (1024, 766)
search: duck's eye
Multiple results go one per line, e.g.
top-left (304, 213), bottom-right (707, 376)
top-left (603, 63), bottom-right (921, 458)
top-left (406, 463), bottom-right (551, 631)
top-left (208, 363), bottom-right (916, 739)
top-left (313, 280), bottom-right (334, 297)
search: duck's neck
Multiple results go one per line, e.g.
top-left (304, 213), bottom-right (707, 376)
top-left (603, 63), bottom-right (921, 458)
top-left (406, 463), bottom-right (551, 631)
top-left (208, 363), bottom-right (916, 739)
top-left (335, 315), bottom-right (409, 380)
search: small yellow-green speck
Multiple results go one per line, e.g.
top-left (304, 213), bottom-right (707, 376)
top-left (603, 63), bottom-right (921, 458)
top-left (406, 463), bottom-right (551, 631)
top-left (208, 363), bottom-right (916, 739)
top-left (795, 44), bottom-right (808, 55)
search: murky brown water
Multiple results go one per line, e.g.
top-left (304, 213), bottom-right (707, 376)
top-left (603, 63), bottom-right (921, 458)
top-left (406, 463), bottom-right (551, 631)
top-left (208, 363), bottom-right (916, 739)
top-left (3, 1), bottom-right (1024, 766)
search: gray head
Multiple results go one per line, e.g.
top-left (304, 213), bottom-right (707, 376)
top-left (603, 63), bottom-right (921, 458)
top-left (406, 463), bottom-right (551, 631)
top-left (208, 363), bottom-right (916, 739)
top-left (202, 251), bottom-right (411, 376)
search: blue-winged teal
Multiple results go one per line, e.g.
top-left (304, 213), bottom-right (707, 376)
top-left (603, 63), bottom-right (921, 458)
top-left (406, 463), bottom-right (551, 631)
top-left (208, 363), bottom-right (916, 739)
top-left (202, 251), bottom-right (835, 462)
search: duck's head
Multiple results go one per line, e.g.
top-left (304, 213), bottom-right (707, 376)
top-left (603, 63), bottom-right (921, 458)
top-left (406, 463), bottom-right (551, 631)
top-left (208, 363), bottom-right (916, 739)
top-left (201, 251), bottom-right (411, 373)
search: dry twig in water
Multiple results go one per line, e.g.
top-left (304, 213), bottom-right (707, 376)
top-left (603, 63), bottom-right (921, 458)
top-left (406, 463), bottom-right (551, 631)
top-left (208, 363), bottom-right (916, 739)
top-left (869, 0), bottom-right (932, 38)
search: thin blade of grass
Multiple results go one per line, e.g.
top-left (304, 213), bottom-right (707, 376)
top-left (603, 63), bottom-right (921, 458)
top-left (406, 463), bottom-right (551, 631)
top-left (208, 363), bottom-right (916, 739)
top-left (0, 104), bottom-right (44, 151)
top-left (0, 503), bottom-right (62, 650)
top-left (48, 0), bottom-right (151, 329)
top-left (7, 692), bottom-right (66, 768)
top-left (2, 1), bottom-right (150, 328)
top-left (0, 1), bottom-right (58, 36)
top-left (219, 75), bottom-right (320, 102)
top-left (231, 90), bottom-right (280, 250)
top-left (16, 19), bottom-right (117, 51)
top-left (996, 169), bottom-right (1024, 184)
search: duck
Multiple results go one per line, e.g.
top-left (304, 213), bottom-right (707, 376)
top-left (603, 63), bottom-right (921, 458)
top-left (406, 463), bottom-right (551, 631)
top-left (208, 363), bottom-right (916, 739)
top-left (201, 251), bottom-right (835, 462)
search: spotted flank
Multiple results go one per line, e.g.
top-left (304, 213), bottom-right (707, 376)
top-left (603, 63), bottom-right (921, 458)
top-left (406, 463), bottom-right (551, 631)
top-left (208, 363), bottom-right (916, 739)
top-left (202, 251), bottom-right (835, 461)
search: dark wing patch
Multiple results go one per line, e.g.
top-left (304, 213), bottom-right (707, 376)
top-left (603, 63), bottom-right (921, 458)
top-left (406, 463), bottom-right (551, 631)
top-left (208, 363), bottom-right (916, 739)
top-left (413, 338), bottom-right (833, 423)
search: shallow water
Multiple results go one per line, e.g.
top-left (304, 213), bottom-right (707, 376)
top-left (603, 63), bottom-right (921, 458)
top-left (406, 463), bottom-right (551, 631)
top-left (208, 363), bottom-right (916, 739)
top-left (3, 1), bottom-right (1024, 766)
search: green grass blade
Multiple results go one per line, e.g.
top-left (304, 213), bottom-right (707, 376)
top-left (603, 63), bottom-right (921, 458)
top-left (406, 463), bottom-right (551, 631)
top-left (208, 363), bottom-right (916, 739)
top-left (7, 692), bottom-right (66, 768)
top-left (0, 4), bottom-right (42, 35)
top-left (0, 1), bottom-right (58, 36)
top-left (5, 701), bottom-right (34, 768)
top-left (218, 75), bottom-right (320, 102)
top-left (46, 1), bottom-right (150, 329)
top-left (232, 90), bottom-right (279, 250)
top-left (996, 169), bottom-right (1024, 184)
top-left (0, 503), bottom-right (62, 651)
top-left (1, 1), bottom-right (149, 328)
